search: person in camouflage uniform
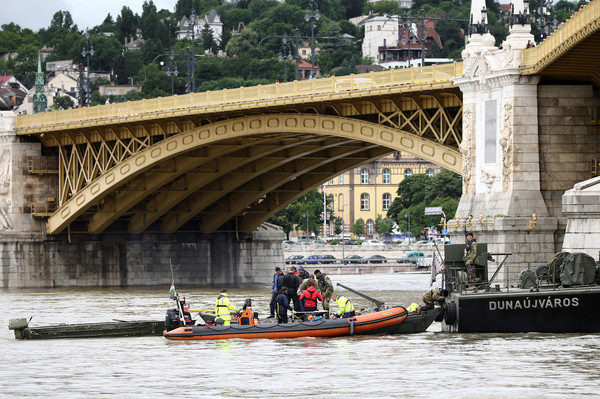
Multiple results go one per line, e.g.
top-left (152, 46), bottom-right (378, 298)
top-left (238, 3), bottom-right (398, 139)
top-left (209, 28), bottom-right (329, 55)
top-left (422, 288), bottom-right (448, 311)
top-left (298, 274), bottom-right (318, 293)
top-left (464, 232), bottom-right (479, 283)
top-left (314, 269), bottom-right (333, 318)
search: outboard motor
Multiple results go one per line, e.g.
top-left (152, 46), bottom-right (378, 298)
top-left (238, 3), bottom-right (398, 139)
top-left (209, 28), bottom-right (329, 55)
top-left (165, 298), bottom-right (193, 331)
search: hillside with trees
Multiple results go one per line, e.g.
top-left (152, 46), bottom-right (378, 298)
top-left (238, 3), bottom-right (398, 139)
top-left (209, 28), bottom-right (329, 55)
top-left (1, 0), bottom-right (584, 99)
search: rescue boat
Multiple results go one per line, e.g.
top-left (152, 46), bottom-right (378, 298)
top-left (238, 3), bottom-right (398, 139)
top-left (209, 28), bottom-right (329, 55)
top-left (163, 306), bottom-right (408, 340)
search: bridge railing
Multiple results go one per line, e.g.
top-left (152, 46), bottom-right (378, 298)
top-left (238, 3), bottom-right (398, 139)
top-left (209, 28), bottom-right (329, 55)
top-left (522, 0), bottom-right (600, 69)
top-left (16, 63), bottom-right (463, 131)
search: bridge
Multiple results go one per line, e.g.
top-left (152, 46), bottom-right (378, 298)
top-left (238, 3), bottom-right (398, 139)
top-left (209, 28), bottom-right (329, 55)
top-left (3, 0), bottom-right (600, 288)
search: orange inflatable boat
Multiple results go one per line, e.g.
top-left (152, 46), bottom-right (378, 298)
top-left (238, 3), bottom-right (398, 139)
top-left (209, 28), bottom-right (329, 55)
top-left (164, 306), bottom-right (408, 340)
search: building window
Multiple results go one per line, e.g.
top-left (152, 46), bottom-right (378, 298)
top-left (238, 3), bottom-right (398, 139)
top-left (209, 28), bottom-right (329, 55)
top-left (339, 174), bottom-right (344, 184)
top-left (338, 194), bottom-right (344, 211)
top-left (360, 169), bottom-right (369, 184)
top-left (377, 25), bottom-right (381, 31)
top-left (328, 179), bottom-right (334, 185)
top-left (382, 168), bottom-right (391, 184)
top-left (367, 219), bottom-right (374, 235)
top-left (382, 193), bottom-right (391, 211)
top-left (361, 193), bottom-right (370, 210)
top-left (426, 169), bottom-right (434, 177)
top-left (404, 168), bottom-right (413, 178)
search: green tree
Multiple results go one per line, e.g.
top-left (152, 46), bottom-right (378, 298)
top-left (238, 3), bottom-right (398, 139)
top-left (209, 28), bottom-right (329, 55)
top-left (375, 215), bottom-right (395, 237)
top-left (200, 23), bottom-right (218, 54)
top-left (116, 6), bottom-right (138, 44)
top-left (333, 216), bottom-right (343, 236)
top-left (352, 218), bottom-right (365, 237)
top-left (50, 96), bottom-right (74, 110)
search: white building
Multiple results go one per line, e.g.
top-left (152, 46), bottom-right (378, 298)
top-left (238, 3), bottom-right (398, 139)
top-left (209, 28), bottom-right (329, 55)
top-left (177, 9), bottom-right (223, 45)
top-left (358, 15), bottom-right (399, 63)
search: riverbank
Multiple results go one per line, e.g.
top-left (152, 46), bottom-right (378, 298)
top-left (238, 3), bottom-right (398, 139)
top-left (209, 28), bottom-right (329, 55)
top-left (283, 243), bottom-right (443, 274)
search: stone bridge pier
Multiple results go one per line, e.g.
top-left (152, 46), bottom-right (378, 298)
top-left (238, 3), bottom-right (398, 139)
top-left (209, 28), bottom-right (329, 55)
top-left (451, 0), bottom-right (600, 277)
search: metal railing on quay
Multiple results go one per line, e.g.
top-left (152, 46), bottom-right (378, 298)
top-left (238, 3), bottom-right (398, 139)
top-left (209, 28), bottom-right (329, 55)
top-left (15, 63), bottom-right (463, 131)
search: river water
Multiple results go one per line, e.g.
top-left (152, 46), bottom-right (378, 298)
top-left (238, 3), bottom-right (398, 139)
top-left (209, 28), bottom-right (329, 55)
top-left (1, 273), bottom-right (598, 398)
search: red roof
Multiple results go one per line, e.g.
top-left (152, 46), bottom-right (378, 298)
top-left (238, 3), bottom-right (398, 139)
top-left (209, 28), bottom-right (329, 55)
top-left (0, 76), bottom-right (13, 86)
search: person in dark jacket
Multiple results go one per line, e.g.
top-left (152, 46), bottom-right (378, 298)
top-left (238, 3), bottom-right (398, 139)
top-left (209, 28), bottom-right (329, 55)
top-left (275, 286), bottom-right (294, 324)
top-left (282, 267), bottom-right (301, 311)
top-left (268, 267), bottom-right (284, 318)
top-left (297, 266), bottom-right (310, 281)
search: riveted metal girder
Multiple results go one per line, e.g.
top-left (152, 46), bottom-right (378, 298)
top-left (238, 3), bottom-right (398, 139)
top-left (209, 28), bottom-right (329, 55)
top-left (45, 114), bottom-right (462, 235)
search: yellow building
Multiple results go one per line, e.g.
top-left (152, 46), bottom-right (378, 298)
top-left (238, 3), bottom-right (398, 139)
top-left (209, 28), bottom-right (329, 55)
top-left (320, 152), bottom-right (440, 239)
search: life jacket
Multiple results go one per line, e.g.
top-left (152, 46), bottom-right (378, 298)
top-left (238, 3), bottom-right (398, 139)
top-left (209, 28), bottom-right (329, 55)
top-left (238, 306), bottom-right (257, 325)
top-left (301, 286), bottom-right (321, 308)
top-left (318, 273), bottom-right (328, 288)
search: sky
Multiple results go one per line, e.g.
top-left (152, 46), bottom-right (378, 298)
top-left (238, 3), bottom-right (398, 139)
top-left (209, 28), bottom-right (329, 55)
top-left (1, 0), bottom-right (177, 32)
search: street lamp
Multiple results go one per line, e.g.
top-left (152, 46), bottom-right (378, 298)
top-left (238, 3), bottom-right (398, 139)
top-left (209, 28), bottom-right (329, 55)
top-left (165, 49), bottom-right (178, 95)
top-left (510, 0), bottom-right (531, 27)
top-left (188, 9), bottom-right (197, 92)
top-left (405, 212), bottom-right (411, 243)
top-left (303, 212), bottom-right (310, 241)
top-left (401, 21), bottom-right (417, 68)
top-left (305, 0), bottom-right (320, 79)
top-left (537, 0), bottom-right (557, 39)
top-left (278, 34), bottom-right (293, 82)
top-left (81, 29), bottom-right (94, 106)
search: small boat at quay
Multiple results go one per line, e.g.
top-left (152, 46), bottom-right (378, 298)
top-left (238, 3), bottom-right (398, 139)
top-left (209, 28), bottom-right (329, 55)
top-left (440, 244), bottom-right (600, 333)
top-left (9, 318), bottom-right (165, 340)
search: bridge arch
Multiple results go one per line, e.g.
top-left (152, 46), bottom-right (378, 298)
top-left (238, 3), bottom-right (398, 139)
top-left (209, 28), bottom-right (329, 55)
top-left (47, 113), bottom-right (462, 235)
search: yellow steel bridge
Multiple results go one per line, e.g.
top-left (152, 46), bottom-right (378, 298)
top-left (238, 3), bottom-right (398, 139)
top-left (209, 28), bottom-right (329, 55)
top-left (14, 0), bottom-right (600, 236)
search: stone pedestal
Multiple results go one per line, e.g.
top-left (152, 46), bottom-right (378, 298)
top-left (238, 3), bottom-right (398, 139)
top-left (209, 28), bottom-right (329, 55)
top-left (562, 177), bottom-right (600, 260)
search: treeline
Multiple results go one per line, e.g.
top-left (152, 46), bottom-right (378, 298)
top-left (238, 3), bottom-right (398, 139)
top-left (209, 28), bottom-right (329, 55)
top-left (0, 0), bottom-right (585, 100)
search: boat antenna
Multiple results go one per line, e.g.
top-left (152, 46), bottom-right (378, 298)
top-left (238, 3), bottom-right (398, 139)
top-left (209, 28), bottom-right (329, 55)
top-left (169, 258), bottom-right (186, 324)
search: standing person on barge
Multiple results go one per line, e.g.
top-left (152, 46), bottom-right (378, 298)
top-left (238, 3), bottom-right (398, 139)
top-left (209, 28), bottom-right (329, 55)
top-left (268, 267), bottom-right (284, 319)
top-left (215, 289), bottom-right (238, 326)
top-left (314, 269), bottom-right (334, 318)
top-left (275, 286), bottom-right (294, 324)
top-left (282, 266), bottom-right (301, 311)
top-left (464, 232), bottom-right (479, 284)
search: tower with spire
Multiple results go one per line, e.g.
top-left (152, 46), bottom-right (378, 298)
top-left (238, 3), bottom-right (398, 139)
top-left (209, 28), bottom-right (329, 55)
top-left (32, 53), bottom-right (47, 114)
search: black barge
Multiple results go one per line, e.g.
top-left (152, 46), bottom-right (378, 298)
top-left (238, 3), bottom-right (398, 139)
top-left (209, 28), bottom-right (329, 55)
top-left (440, 244), bottom-right (600, 333)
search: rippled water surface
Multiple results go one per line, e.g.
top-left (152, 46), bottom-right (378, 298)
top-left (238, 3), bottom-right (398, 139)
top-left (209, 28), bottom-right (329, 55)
top-left (1, 273), bottom-right (599, 398)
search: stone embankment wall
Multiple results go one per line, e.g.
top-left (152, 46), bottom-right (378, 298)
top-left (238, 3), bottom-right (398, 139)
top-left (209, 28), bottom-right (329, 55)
top-left (1, 224), bottom-right (284, 288)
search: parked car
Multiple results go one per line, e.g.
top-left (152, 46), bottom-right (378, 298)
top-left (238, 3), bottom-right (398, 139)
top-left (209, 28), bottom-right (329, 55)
top-left (285, 255), bottom-right (304, 264)
top-left (308, 239), bottom-right (327, 245)
top-left (382, 240), bottom-right (396, 245)
top-left (320, 254), bottom-right (337, 264)
top-left (363, 254), bottom-right (387, 264)
top-left (397, 251), bottom-right (425, 265)
top-left (342, 255), bottom-right (363, 264)
top-left (298, 255), bottom-right (322, 265)
top-left (362, 240), bottom-right (384, 246)
top-left (338, 240), bottom-right (359, 246)
top-left (417, 240), bottom-right (433, 246)
top-left (282, 240), bottom-right (297, 246)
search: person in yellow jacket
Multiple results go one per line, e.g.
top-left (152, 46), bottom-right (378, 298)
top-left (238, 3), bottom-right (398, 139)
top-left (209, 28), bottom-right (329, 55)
top-left (332, 293), bottom-right (355, 318)
top-left (215, 289), bottom-right (238, 326)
